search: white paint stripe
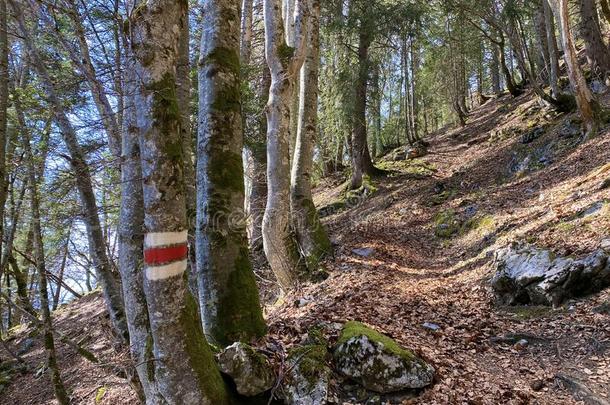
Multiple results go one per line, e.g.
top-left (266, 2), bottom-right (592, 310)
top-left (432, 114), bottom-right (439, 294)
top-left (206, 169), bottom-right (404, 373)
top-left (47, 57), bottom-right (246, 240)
top-left (145, 231), bottom-right (188, 248)
top-left (146, 259), bottom-right (187, 281)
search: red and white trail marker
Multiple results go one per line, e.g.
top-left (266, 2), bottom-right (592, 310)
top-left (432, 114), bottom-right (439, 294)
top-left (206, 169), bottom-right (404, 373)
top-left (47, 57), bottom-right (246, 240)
top-left (144, 231), bottom-right (188, 280)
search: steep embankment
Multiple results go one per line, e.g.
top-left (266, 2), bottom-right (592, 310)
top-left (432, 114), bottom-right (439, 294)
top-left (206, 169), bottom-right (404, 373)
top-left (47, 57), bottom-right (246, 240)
top-left (1, 89), bottom-right (609, 404)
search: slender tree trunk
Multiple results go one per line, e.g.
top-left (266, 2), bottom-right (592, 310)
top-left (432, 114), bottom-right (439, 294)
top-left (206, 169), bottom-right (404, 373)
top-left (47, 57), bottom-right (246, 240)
top-left (576, 0), bottom-right (610, 80)
top-left (0, 0), bottom-right (8, 281)
top-left (240, 0), bottom-right (254, 62)
top-left (544, 0), bottom-right (561, 97)
top-left (10, 0), bottom-right (129, 342)
top-left (23, 113), bottom-right (69, 405)
top-left (490, 38), bottom-right (501, 94)
top-left (197, 0), bottom-right (266, 347)
top-left (290, 0), bottom-right (330, 272)
top-left (118, 43), bottom-right (159, 403)
top-left (262, 0), bottom-right (309, 289)
top-left (556, 0), bottom-right (600, 136)
top-left (350, 21), bottom-right (376, 190)
top-left (600, 0), bottom-right (610, 25)
top-left (52, 230), bottom-right (71, 310)
top-left (130, 1), bottom-right (230, 402)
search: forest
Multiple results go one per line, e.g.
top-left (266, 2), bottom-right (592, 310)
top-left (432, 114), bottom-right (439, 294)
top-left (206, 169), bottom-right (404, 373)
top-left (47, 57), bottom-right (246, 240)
top-left (0, 0), bottom-right (609, 403)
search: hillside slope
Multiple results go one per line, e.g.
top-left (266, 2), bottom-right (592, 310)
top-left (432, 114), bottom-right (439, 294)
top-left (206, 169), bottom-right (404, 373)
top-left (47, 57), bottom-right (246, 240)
top-left (1, 89), bottom-right (609, 404)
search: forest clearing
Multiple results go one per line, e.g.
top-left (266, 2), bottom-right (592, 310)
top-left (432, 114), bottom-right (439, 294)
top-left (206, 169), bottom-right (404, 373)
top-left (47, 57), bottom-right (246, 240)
top-left (0, 0), bottom-right (609, 404)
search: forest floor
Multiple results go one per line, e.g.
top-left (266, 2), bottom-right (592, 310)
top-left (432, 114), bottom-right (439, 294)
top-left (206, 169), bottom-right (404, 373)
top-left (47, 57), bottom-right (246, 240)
top-left (1, 89), bottom-right (610, 405)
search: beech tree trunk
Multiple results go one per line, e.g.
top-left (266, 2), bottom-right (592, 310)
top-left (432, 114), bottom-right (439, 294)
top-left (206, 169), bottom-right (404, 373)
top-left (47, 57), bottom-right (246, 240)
top-left (10, 0), bottom-right (128, 342)
top-left (0, 0), bottom-right (8, 266)
top-left (290, 0), bottom-right (330, 272)
top-left (130, 1), bottom-right (230, 403)
top-left (556, 0), bottom-right (600, 136)
top-left (490, 38), bottom-right (502, 94)
top-left (118, 43), bottom-right (160, 403)
top-left (262, 0), bottom-right (309, 289)
top-left (197, 0), bottom-right (266, 347)
top-left (576, 0), bottom-right (610, 79)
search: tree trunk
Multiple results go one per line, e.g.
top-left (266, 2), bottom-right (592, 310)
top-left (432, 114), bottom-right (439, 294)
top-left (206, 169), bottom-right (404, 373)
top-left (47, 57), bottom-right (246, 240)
top-left (576, 0), bottom-right (610, 80)
top-left (197, 0), bottom-right (266, 347)
top-left (22, 109), bottom-right (69, 405)
top-left (490, 38), bottom-right (501, 94)
top-left (544, 0), bottom-right (561, 97)
top-left (240, 0), bottom-right (254, 62)
top-left (0, 0), bottom-right (7, 273)
top-left (556, 0), bottom-right (600, 136)
top-left (350, 22), bottom-right (377, 190)
top-left (52, 230), bottom-right (71, 310)
top-left (130, 1), bottom-right (230, 402)
top-left (10, 0), bottom-right (128, 342)
top-left (118, 44), bottom-right (159, 404)
top-left (290, 0), bottom-right (331, 272)
top-left (600, 0), bottom-right (610, 25)
top-left (262, 0), bottom-right (309, 289)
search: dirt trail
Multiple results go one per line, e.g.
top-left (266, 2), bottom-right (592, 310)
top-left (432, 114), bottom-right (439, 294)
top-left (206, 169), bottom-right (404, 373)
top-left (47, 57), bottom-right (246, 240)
top-left (1, 90), bottom-right (609, 404)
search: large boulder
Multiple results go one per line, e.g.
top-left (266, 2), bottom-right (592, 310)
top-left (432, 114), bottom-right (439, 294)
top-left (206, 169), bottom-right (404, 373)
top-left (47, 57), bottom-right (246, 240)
top-left (491, 244), bottom-right (610, 306)
top-left (333, 321), bottom-right (435, 393)
top-left (216, 342), bottom-right (274, 396)
top-left (282, 342), bottom-right (331, 405)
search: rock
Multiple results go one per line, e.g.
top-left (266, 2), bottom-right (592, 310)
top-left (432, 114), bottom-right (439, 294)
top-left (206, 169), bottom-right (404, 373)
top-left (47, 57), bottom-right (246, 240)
top-left (580, 201), bottom-right (604, 218)
top-left (216, 342), bottom-right (274, 396)
top-left (601, 239), bottom-right (610, 251)
top-left (333, 321), bottom-right (435, 393)
top-left (491, 244), bottom-right (610, 306)
top-left (590, 80), bottom-right (607, 94)
top-left (463, 205), bottom-right (478, 219)
top-left (283, 343), bottom-right (331, 405)
top-left (599, 178), bottom-right (610, 190)
top-left (17, 338), bottom-right (35, 356)
top-left (352, 247), bottom-right (375, 258)
top-left (422, 322), bottom-right (441, 332)
top-left (559, 119), bottom-right (581, 138)
top-left (514, 339), bottom-right (529, 350)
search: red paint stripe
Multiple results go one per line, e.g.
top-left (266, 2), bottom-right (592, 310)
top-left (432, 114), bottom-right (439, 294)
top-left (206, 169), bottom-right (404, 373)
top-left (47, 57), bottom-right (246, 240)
top-left (144, 244), bottom-right (188, 266)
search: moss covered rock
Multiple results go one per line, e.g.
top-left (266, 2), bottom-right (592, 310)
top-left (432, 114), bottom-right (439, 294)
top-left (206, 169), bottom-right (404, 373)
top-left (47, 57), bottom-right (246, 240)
top-left (216, 342), bottom-right (274, 396)
top-left (333, 321), bottom-right (435, 393)
top-left (282, 342), bottom-right (330, 405)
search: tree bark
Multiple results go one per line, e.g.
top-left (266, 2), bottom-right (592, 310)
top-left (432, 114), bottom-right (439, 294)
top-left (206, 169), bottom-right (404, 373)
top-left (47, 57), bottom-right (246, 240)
top-left (10, 0), bottom-right (129, 342)
top-left (576, 0), bottom-right (610, 79)
top-left (262, 0), bottom-right (309, 289)
top-left (350, 21), bottom-right (377, 189)
top-left (556, 0), bottom-right (600, 136)
top-left (290, 0), bottom-right (330, 272)
top-left (544, 0), bottom-right (561, 97)
top-left (197, 0), bottom-right (266, 347)
top-left (0, 0), bottom-right (8, 273)
top-left (130, 1), bottom-right (230, 402)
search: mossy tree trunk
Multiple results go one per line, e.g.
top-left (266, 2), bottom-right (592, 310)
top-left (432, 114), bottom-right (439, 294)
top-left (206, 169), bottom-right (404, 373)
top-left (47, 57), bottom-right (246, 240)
top-left (0, 0), bottom-right (8, 270)
top-left (22, 107), bottom-right (69, 405)
top-left (196, 0), bottom-right (267, 347)
top-left (10, 0), bottom-right (129, 343)
top-left (262, 0), bottom-right (309, 289)
top-left (555, 0), bottom-right (600, 136)
top-left (129, 1), bottom-right (230, 403)
top-left (290, 0), bottom-right (331, 272)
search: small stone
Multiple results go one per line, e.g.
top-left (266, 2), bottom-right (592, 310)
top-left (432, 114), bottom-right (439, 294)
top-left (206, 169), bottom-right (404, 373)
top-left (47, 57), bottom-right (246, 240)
top-left (422, 322), bottom-right (441, 332)
top-left (601, 239), bottom-right (610, 251)
top-left (17, 338), bottom-right (35, 356)
top-left (514, 339), bottom-right (529, 350)
top-left (352, 247), bottom-right (375, 257)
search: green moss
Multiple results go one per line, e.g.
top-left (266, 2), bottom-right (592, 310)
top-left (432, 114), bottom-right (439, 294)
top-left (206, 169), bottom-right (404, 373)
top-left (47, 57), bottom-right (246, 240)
top-left (180, 293), bottom-right (230, 404)
top-left (210, 246), bottom-right (267, 347)
top-left (300, 198), bottom-right (332, 272)
top-left (147, 73), bottom-right (183, 162)
top-left (288, 342), bottom-right (329, 384)
top-left (95, 386), bottom-right (107, 403)
top-left (208, 149), bottom-right (244, 193)
top-left (144, 334), bottom-right (155, 381)
top-left (337, 321), bottom-right (415, 361)
top-left (434, 209), bottom-right (460, 238)
top-left (202, 47), bottom-right (240, 76)
top-left (461, 214), bottom-right (496, 235)
top-left (277, 43), bottom-right (295, 65)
